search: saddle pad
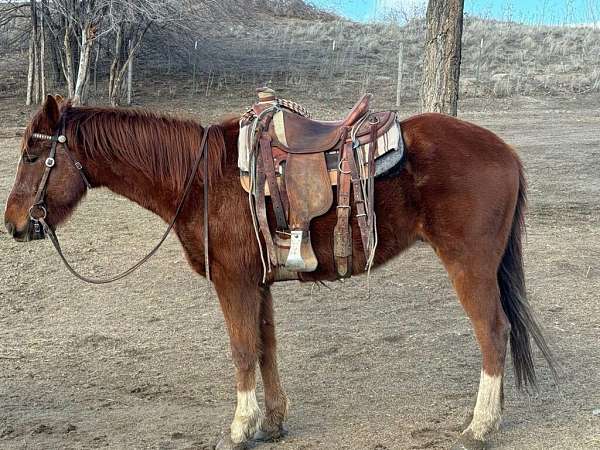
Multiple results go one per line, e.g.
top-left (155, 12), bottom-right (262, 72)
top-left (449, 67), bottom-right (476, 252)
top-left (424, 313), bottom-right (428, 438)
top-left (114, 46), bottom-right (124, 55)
top-left (354, 117), bottom-right (403, 178)
top-left (238, 120), bottom-right (254, 172)
top-left (238, 113), bottom-right (403, 174)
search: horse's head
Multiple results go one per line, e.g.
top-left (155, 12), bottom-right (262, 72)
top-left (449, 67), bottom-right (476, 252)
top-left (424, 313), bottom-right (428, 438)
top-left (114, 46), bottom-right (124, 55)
top-left (4, 95), bottom-right (88, 242)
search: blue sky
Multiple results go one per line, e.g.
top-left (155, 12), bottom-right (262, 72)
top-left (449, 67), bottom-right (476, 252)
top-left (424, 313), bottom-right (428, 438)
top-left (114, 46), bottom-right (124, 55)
top-left (313, 0), bottom-right (599, 25)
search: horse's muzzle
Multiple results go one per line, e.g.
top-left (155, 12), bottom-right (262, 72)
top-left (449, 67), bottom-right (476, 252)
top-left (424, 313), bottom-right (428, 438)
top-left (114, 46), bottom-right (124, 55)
top-left (5, 220), bottom-right (46, 242)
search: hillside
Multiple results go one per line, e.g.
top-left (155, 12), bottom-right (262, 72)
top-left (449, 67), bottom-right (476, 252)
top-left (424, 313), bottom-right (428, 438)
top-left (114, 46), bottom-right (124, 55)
top-left (1, 3), bottom-right (599, 103)
top-left (179, 15), bottom-right (600, 100)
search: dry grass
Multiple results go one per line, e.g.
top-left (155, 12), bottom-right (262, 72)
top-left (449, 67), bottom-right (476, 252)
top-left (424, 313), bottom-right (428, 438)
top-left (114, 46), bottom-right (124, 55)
top-left (134, 14), bottom-right (600, 102)
top-left (1, 3), bottom-right (599, 102)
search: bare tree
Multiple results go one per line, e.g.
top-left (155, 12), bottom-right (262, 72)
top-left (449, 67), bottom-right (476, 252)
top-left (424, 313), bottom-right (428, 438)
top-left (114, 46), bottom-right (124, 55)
top-left (420, 0), bottom-right (464, 116)
top-left (26, 0), bottom-right (38, 105)
top-left (44, 0), bottom-right (109, 104)
top-left (106, 0), bottom-right (193, 105)
top-left (39, 0), bottom-right (47, 99)
top-left (71, 2), bottom-right (102, 104)
top-left (11, 0), bottom-right (265, 105)
top-left (106, 12), bottom-right (152, 106)
top-left (32, 0), bottom-right (170, 105)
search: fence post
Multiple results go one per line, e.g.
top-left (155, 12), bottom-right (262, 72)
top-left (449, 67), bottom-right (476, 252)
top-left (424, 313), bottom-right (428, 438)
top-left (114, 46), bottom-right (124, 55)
top-left (396, 42), bottom-right (404, 107)
top-left (127, 39), bottom-right (133, 105)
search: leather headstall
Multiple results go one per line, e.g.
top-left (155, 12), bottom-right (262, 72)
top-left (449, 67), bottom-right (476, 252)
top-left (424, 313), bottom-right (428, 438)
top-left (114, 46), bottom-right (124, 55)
top-left (28, 117), bottom-right (91, 239)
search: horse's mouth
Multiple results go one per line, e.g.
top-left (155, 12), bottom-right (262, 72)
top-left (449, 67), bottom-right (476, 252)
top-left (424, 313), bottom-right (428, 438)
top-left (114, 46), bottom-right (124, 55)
top-left (12, 221), bottom-right (46, 242)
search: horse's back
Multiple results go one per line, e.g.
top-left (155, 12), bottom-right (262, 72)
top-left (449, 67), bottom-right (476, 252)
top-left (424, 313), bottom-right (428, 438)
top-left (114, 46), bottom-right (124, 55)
top-left (400, 112), bottom-right (521, 171)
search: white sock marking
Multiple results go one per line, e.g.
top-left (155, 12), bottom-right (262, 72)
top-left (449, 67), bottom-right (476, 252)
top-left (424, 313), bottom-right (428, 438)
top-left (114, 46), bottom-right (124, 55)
top-left (230, 389), bottom-right (262, 444)
top-left (466, 370), bottom-right (503, 440)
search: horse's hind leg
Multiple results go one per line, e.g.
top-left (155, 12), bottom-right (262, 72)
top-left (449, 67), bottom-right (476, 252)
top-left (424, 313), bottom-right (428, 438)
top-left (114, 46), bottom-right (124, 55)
top-left (254, 286), bottom-right (289, 441)
top-left (214, 279), bottom-right (263, 450)
top-left (438, 251), bottom-right (511, 450)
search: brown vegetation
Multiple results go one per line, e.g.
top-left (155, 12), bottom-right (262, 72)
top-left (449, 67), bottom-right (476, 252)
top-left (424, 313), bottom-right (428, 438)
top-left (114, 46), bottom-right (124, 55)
top-left (1, 2), bottom-right (599, 105)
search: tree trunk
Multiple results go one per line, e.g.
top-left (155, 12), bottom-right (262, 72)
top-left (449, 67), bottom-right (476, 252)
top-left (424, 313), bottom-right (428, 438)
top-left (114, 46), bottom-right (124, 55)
top-left (93, 40), bottom-right (101, 94)
top-left (127, 39), bottom-right (133, 105)
top-left (108, 24), bottom-right (124, 105)
top-left (420, 0), bottom-right (464, 116)
top-left (48, 33), bottom-right (63, 87)
top-left (63, 24), bottom-right (75, 98)
top-left (41, 0), bottom-right (63, 89)
top-left (26, 33), bottom-right (35, 105)
top-left (109, 22), bottom-right (151, 106)
top-left (26, 0), bottom-right (36, 106)
top-left (73, 23), bottom-right (95, 105)
top-left (32, 0), bottom-right (40, 104)
top-left (40, 8), bottom-right (47, 99)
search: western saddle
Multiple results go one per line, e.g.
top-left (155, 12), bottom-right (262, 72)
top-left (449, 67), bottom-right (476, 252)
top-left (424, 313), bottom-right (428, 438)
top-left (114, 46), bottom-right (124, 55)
top-left (239, 87), bottom-right (404, 281)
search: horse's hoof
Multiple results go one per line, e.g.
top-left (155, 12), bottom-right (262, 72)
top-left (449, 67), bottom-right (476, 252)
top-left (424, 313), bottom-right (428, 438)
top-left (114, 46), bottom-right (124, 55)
top-left (215, 434), bottom-right (248, 450)
top-left (253, 424), bottom-right (288, 442)
top-left (451, 431), bottom-right (486, 450)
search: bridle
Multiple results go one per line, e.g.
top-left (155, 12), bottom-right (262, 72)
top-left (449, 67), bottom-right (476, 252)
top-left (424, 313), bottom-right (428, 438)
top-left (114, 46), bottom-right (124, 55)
top-left (27, 116), bottom-right (213, 284)
top-left (28, 118), bottom-right (91, 237)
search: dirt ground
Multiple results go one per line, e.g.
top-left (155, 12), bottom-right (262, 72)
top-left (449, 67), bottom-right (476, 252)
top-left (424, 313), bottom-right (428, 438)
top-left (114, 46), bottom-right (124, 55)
top-left (0, 93), bottom-right (599, 450)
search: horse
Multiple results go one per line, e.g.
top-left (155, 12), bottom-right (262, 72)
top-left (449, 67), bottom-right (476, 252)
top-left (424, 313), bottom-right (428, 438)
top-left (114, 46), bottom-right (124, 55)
top-left (4, 95), bottom-right (556, 450)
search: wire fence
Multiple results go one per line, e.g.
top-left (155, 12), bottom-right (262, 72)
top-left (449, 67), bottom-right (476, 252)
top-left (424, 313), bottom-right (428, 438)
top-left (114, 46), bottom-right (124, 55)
top-left (1, 3), bottom-right (599, 102)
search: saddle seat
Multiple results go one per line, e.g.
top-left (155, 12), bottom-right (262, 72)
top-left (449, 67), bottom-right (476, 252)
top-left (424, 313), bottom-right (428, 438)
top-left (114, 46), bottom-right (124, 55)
top-left (272, 94), bottom-right (373, 153)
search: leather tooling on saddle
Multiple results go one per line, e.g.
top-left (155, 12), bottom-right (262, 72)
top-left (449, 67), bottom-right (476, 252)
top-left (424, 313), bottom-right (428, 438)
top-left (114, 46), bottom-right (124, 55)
top-left (238, 88), bottom-right (405, 282)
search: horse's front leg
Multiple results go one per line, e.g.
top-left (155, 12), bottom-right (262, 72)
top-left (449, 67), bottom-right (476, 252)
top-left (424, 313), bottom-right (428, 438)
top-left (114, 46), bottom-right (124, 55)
top-left (214, 278), bottom-right (263, 450)
top-left (254, 286), bottom-right (288, 441)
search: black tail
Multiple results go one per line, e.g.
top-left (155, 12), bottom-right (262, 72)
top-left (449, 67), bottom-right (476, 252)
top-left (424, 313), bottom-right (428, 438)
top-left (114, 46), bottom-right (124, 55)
top-left (498, 165), bottom-right (557, 390)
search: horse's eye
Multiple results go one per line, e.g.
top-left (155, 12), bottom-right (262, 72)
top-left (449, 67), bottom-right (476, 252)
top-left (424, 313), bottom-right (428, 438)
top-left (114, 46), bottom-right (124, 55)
top-left (22, 153), bottom-right (40, 164)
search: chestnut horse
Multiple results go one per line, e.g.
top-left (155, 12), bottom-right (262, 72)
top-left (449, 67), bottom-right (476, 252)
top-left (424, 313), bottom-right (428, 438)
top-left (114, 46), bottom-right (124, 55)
top-left (4, 95), bottom-right (555, 450)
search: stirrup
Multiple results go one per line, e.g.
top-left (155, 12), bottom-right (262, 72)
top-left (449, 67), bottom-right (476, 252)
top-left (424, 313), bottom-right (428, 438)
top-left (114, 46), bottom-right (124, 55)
top-left (285, 230), bottom-right (318, 272)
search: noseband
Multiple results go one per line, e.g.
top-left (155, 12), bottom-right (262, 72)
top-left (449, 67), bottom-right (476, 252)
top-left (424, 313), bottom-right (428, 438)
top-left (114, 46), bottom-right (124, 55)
top-left (29, 124), bottom-right (91, 236)
top-left (28, 118), bottom-right (213, 284)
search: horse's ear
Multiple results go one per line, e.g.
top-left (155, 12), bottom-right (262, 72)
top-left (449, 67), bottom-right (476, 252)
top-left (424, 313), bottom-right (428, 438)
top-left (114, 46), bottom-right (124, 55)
top-left (42, 95), bottom-right (60, 129)
top-left (54, 94), bottom-right (65, 104)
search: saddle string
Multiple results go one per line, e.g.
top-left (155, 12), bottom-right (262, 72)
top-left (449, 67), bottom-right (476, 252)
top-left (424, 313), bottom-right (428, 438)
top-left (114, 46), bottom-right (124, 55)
top-left (366, 113), bottom-right (401, 272)
top-left (245, 122), bottom-right (263, 280)
top-left (37, 125), bottom-right (213, 285)
top-left (248, 155), bottom-right (268, 284)
top-left (350, 113), bottom-right (379, 277)
top-left (247, 105), bottom-right (281, 283)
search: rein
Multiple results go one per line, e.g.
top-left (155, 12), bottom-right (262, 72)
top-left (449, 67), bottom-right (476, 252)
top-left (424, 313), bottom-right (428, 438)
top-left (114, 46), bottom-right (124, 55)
top-left (29, 120), bottom-right (213, 284)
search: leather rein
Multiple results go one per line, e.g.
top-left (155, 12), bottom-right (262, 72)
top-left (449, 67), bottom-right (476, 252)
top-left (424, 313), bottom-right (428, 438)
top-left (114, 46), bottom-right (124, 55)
top-left (28, 117), bottom-right (213, 284)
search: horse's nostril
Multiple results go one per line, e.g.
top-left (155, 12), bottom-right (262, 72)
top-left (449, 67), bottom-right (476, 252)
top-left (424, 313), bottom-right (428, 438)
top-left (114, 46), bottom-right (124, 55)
top-left (4, 221), bottom-right (15, 236)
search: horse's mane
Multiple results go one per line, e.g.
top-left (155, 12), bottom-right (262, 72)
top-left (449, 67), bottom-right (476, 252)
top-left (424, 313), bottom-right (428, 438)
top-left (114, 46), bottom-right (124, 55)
top-left (58, 105), bottom-right (227, 192)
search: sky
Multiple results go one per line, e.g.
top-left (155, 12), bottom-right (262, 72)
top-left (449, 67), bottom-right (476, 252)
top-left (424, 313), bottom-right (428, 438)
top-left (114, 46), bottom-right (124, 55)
top-left (313, 0), bottom-right (599, 25)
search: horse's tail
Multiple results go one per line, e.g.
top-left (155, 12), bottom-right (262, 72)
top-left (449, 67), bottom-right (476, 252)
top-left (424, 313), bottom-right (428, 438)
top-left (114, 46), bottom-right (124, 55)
top-left (498, 163), bottom-right (557, 390)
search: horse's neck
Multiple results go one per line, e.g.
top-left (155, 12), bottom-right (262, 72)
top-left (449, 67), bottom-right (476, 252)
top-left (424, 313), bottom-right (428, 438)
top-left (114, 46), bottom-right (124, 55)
top-left (83, 152), bottom-right (185, 225)
top-left (77, 118), bottom-right (238, 228)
